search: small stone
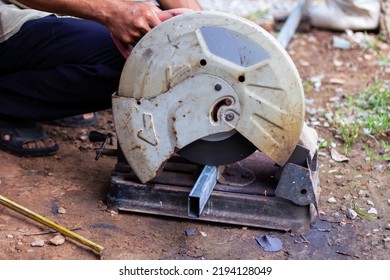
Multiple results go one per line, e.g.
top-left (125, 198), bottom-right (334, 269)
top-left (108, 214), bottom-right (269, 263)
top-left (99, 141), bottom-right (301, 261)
top-left (358, 190), bottom-right (370, 197)
top-left (367, 200), bottom-right (375, 206)
top-left (387, 199), bottom-right (390, 205)
top-left (308, 74), bottom-right (324, 91)
top-left (373, 228), bottom-right (380, 233)
top-left (367, 208), bottom-right (378, 215)
top-left (339, 221), bottom-right (347, 226)
top-left (386, 223), bottom-right (390, 230)
top-left (31, 240), bottom-right (45, 247)
top-left (332, 212), bottom-right (340, 218)
top-left (327, 197), bottom-right (337, 204)
top-left (185, 229), bottom-right (195, 237)
top-left (6, 234), bottom-right (13, 239)
top-left (384, 237), bottom-right (390, 242)
top-left (311, 121), bottom-right (321, 126)
top-left (17, 228), bottom-right (28, 233)
top-left (300, 60), bottom-right (310, 67)
top-left (49, 235), bottom-right (66, 246)
top-left (57, 207), bottom-right (67, 214)
top-left (200, 231), bottom-right (207, 237)
top-left (306, 107), bottom-right (317, 115)
top-left (363, 54), bottom-right (373, 61)
top-left (374, 163), bottom-right (383, 171)
top-left (347, 209), bottom-right (358, 220)
top-left (318, 151), bottom-right (327, 157)
top-left (324, 112), bottom-right (334, 122)
top-left (329, 78), bottom-right (345, 85)
top-left (333, 59), bottom-right (343, 67)
top-left (79, 135), bottom-right (88, 141)
top-left (332, 36), bottom-right (350, 49)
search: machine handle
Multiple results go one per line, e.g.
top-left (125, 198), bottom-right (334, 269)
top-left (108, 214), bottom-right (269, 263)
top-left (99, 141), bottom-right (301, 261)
top-left (88, 131), bottom-right (117, 160)
top-left (88, 131), bottom-right (107, 143)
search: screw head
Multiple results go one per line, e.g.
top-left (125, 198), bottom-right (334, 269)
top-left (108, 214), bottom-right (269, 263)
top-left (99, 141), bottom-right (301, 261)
top-left (225, 112), bottom-right (235, 121)
top-left (214, 84), bottom-right (222, 91)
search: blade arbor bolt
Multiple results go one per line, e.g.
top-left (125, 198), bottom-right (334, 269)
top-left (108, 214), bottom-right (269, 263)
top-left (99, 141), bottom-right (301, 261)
top-left (225, 112), bottom-right (235, 121)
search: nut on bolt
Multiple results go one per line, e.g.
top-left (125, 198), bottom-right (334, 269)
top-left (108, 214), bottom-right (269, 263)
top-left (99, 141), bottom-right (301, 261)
top-left (225, 112), bottom-right (235, 121)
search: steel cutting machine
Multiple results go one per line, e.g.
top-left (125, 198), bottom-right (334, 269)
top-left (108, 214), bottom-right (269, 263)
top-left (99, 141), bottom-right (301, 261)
top-left (94, 11), bottom-right (320, 232)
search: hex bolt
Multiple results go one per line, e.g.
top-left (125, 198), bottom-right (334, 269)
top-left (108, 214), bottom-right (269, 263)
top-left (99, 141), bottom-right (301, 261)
top-left (214, 84), bottom-right (222, 91)
top-left (225, 112), bottom-right (235, 122)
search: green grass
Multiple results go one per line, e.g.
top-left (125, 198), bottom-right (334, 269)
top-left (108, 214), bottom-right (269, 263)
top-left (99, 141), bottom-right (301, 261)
top-left (364, 33), bottom-right (390, 65)
top-left (328, 82), bottom-right (389, 166)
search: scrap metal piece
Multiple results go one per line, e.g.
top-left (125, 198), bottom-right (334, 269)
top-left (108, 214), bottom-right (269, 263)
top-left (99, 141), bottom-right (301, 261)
top-left (256, 235), bottom-right (283, 252)
top-left (188, 165), bottom-right (217, 217)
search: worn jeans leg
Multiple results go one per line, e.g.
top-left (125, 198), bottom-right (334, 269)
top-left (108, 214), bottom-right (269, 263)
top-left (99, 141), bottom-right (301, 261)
top-left (0, 15), bottom-right (126, 122)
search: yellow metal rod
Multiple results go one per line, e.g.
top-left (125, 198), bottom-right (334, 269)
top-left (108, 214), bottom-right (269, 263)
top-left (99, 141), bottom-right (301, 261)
top-left (0, 194), bottom-right (104, 254)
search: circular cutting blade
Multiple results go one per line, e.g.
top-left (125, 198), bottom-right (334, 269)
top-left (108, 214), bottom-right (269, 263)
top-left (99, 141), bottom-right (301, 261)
top-left (178, 131), bottom-right (257, 166)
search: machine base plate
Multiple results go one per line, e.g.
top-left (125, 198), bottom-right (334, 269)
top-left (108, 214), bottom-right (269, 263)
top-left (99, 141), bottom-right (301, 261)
top-left (107, 152), bottom-right (315, 233)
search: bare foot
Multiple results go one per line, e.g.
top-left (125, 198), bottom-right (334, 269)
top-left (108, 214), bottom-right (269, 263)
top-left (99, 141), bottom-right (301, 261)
top-left (82, 113), bottom-right (95, 120)
top-left (2, 134), bottom-right (56, 150)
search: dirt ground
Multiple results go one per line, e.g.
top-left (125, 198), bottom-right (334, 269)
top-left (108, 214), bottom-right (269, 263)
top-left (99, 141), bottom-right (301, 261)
top-left (0, 27), bottom-right (389, 260)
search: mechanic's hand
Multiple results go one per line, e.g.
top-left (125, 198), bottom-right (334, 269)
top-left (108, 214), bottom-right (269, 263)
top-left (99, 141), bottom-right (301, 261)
top-left (107, 1), bottom-right (162, 45)
top-left (111, 6), bottom-right (193, 58)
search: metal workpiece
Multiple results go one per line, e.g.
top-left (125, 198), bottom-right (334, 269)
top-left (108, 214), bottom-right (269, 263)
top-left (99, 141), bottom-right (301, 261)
top-left (188, 165), bottom-right (217, 218)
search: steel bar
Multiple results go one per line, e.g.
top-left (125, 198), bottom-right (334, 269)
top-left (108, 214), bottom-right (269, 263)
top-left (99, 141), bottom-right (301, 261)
top-left (0, 194), bottom-right (104, 254)
top-left (188, 165), bottom-right (217, 217)
top-left (277, 0), bottom-right (308, 48)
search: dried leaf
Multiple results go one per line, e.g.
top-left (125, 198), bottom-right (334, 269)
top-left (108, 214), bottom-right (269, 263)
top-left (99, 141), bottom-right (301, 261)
top-left (330, 149), bottom-right (349, 162)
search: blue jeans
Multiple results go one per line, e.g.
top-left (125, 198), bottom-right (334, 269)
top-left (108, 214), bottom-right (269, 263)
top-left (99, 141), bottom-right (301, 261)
top-left (0, 15), bottom-right (125, 121)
